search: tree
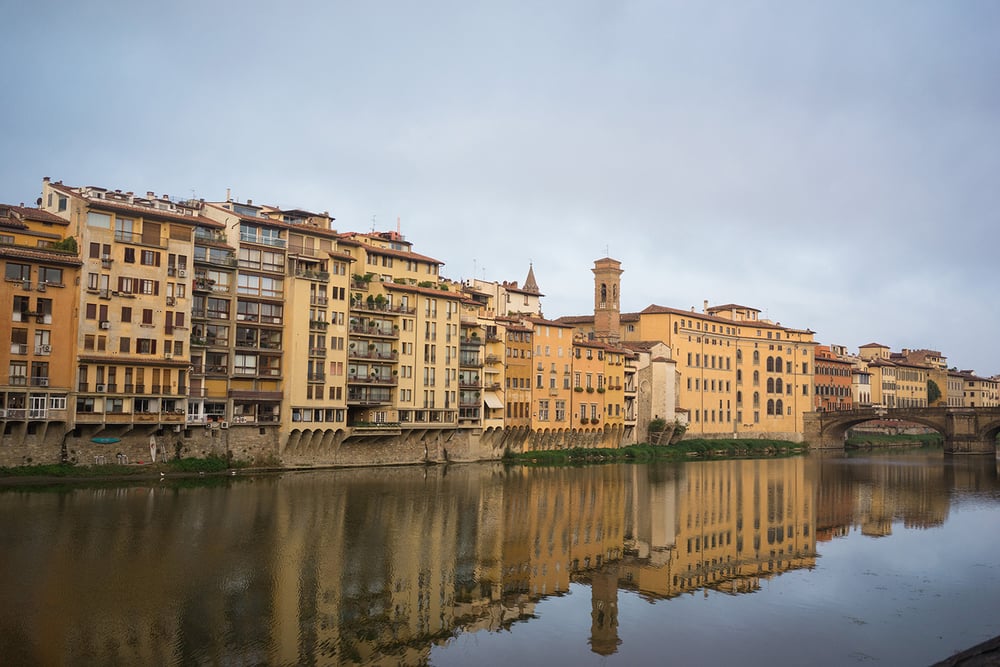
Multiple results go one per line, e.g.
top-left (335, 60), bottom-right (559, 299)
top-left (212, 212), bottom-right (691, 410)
top-left (928, 379), bottom-right (942, 405)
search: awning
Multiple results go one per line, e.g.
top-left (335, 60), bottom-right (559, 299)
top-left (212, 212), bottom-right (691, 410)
top-left (483, 392), bottom-right (503, 409)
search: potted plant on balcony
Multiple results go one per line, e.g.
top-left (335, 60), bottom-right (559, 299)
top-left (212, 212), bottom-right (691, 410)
top-left (586, 387), bottom-right (595, 393)
top-left (574, 386), bottom-right (584, 392)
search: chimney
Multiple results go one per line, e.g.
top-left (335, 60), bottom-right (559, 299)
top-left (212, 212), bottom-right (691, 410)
top-left (147, 191), bottom-right (155, 198)
top-left (226, 187), bottom-right (231, 202)
top-left (703, 300), bottom-right (709, 313)
top-left (247, 199), bottom-right (252, 206)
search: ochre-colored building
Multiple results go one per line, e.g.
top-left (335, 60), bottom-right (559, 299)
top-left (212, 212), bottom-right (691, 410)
top-left (0, 203), bottom-right (82, 447)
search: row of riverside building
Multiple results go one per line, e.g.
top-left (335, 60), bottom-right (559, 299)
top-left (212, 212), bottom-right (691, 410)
top-left (0, 177), bottom-right (995, 467)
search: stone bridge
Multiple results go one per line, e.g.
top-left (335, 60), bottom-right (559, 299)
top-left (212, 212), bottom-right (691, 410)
top-left (803, 407), bottom-right (1000, 454)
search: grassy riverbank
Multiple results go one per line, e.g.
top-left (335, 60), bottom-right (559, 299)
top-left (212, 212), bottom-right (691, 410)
top-left (503, 438), bottom-right (805, 465)
top-left (0, 455), bottom-right (245, 484)
top-left (844, 433), bottom-right (943, 449)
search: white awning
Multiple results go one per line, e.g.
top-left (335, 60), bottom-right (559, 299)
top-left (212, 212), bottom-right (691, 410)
top-left (483, 392), bottom-right (504, 409)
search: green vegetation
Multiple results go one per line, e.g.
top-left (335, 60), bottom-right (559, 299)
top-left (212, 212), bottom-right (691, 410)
top-left (0, 455), bottom-right (245, 480)
top-left (503, 438), bottom-right (805, 466)
top-left (927, 379), bottom-right (942, 404)
top-left (845, 432), bottom-right (943, 449)
top-left (52, 236), bottom-right (78, 253)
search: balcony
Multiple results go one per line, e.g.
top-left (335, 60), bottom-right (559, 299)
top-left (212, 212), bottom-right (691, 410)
top-left (309, 295), bottom-right (329, 307)
top-left (309, 320), bottom-right (328, 330)
top-left (307, 373), bottom-right (326, 383)
top-left (294, 268), bottom-right (330, 281)
top-left (348, 324), bottom-right (398, 338)
top-left (349, 300), bottom-right (415, 315)
top-left (346, 388), bottom-right (393, 406)
top-left (460, 336), bottom-right (484, 346)
top-left (347, 374), bottom-right (396, 386)
top-left (193, 278), bottom-right (215, 292)
top-left (239, 232), bottom-right (286, 248)
top-left (348, 348), bottom-right (398, 361)
top-left (309, 348), bottom-right (327, 358)
top-left (194, 228), bottom-right (227, 243)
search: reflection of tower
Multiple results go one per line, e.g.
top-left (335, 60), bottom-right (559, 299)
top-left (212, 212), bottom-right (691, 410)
top-left (589, 567), bottom-right (620, 655)
top-left (592, 257), bottom-right (623, 344)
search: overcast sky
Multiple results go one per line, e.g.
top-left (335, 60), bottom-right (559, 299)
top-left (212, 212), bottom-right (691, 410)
top-left (3, 1), bottom-right (998, 373)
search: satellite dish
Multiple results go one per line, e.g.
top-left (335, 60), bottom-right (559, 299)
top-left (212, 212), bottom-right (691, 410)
top-left (36, 197), bottom-right (42, 206)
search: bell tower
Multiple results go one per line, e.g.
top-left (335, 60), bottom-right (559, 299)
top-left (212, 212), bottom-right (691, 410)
top-left (592, 257), bottom-right (623, 344)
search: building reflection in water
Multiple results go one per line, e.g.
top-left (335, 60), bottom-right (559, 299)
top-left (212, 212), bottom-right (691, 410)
top-left (0, 453), bottom-right (995, 664)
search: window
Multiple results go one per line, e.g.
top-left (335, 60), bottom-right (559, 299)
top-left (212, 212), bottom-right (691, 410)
top-left (39, 267), bottom-right (63, 284)
top-left (234, 354), bottom-right (257, 375)
top-left (5, 263), bottom-right (30, 281)
top-left (87, 212), bottom-right (111, 228)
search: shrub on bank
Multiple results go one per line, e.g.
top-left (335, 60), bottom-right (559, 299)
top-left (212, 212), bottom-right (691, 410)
top-left (1, 455), bottom-right (245, 479)
top-left (503, 438), bottom-right (804, 465)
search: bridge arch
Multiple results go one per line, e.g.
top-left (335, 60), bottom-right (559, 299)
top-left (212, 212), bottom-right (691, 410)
top-left (804, 407), bottom-right (1000, 454)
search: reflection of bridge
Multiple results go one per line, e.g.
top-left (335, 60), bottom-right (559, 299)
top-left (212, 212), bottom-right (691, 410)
top-left (804, 407), bottom-right (1000, 454)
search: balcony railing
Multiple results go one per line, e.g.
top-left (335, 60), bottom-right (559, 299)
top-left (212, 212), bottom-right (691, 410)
top-left (349, 301), bottom-right (415, 315)
top-left (348, 325), bottom-right (398, 338)
top-left (347, 375), bottom-right (396, 386)
top-left (347, 349), bottom-right (398, 361)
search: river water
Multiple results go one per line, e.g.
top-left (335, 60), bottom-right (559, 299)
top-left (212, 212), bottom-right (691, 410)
top-left (1, 448), bottom-right (998, 666)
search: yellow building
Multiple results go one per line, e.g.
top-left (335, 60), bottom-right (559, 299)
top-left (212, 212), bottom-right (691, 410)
top-left (527, 318), bottom-right (574, 433)
top-left (42, 179), bottom-right (198, 444)
top-left (502, 318), bottom-right (533, 428)
top-left (621, 303), bottom-right (816, 438)
top-left (0, 204), bottom-right (81, 448)
top-left (199, 198), bottom-right (354, 456)
top-left (956, 371), bottom-right (999, 407)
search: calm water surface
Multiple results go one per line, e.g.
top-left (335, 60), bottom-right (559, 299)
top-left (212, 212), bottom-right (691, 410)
top-left (1, 449), bottom-right (999, 666)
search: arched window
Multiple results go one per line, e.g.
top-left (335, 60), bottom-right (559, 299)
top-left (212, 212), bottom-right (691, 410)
top-left (767, 399), bottom-right (775, 415)
top-left (766, 357), bottom-right (774, 372)
top-left (766, 377), bottom-right (775, 393)
top-left (600, 283), bottom-right (607, 303)
top-left (736, 369), bottom-right (742, 382)
top-left (753, 350), bottom-right (760, 364)
top-left (775, 357), bottom-right (784, 373)
top-left (776, 399), bottom-right (784, 415)
top-left (753, 370), bottom-right (760, 386)
top-left (736, 391), bottom-right (742, 404)
top-left (736, 349), bottom-right (743, 362)
top-left (753, 392), bottom-right (760, 408)
top-left (775, 378), bottom-right (783, 393)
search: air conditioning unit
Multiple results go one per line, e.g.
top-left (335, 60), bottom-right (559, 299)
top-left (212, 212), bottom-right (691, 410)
top-left (164, 352), bottom-right (173, 359)
top-left (220, 421), bottom-right (229, 429)
top-left (100, 321), bottom-right (111, 329)
top-left (172, 424), bottom-right (182, 432)
top-left (42, 344), bottom-right (51, 353)
top-left (101, 254), bottom-right (112, 261)
top-left (37, 283), bottom-right (46, 292)
top-left (36, 378), bottom-right (49, 387)
top-left (166, 297), bottom-right (175, 306)
top-left (0, 409), bottom-right (7, 418)
top-left (177, 269), bottom-right (187, 277)
top-left (95, 384), bottom-right (106, 392)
